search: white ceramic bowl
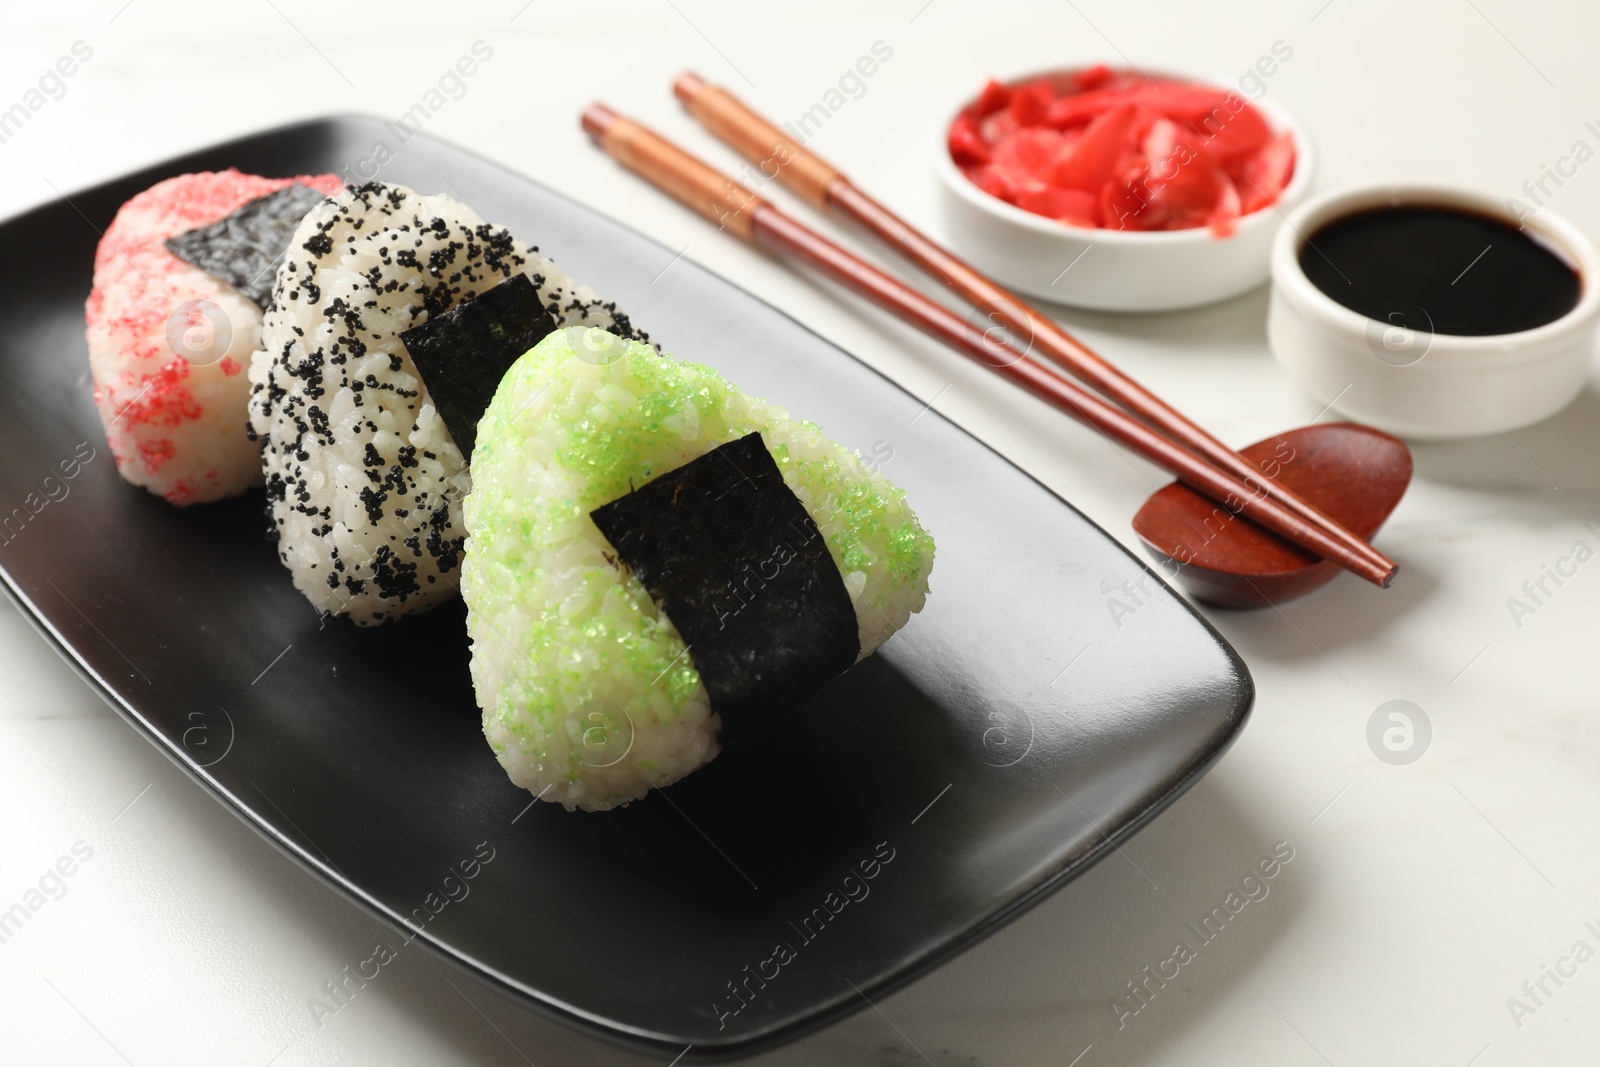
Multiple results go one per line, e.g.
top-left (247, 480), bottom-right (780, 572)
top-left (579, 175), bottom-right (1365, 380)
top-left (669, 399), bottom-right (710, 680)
top-left (1267, 182), bottom-right (1600, 440)
top-left (934, 69), bottom-right (1316, 312)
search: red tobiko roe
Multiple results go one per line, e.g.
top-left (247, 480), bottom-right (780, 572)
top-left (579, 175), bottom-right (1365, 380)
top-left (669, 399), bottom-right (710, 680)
top-left (948, 66), bottom-right (1296, 236)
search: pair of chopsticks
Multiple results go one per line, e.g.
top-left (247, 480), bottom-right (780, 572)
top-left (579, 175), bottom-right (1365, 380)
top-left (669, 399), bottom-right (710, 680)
top-left (580, 75), bottom-right (1396, 589)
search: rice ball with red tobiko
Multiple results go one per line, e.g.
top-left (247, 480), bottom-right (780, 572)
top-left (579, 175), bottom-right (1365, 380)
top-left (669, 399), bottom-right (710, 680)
top-left (84, 170), bottom-right (343, 505)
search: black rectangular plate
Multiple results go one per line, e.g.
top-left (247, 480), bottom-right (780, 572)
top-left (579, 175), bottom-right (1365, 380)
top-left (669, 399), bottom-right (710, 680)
top-left (0, 117), bottom-right (1251, 1061)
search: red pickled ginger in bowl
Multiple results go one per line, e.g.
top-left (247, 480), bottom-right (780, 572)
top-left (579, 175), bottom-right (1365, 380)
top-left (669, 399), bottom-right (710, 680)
top-left (949, 66), bottom-right (1297, 237)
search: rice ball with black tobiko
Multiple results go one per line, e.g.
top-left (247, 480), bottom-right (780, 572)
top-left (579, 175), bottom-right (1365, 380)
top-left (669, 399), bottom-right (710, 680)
top-left (247, 181), bottom-right (647, 625)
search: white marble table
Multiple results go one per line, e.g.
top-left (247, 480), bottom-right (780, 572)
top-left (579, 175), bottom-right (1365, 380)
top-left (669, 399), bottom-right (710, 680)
top-left (2, 1), bottom-right (1597, 1063)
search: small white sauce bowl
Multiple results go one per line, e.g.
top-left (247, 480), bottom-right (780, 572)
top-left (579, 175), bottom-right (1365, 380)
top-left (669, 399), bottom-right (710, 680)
top-left (934, 69), bottom-right (1316, 312)
top-left (1267, 182), bottom-right (1600, 440)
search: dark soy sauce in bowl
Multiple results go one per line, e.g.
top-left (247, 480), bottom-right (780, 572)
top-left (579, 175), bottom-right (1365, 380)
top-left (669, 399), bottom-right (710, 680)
top-left (1298, 206), bottom-right (1581, 336)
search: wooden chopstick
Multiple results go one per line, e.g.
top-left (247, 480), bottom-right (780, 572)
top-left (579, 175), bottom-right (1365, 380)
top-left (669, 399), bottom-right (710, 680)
top-left (580, 103), bottom-right (1392, 589)
top-left (671, 71), bottom-right (1397, 586)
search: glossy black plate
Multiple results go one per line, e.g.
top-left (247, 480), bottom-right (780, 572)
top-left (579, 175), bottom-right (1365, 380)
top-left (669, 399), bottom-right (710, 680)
top-left (0, 117), bottom-right (1251, 1061)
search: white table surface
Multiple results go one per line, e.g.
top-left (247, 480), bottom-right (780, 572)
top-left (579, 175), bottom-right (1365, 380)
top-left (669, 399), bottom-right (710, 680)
top-left (3, 1), bottom-right (1598, 1063)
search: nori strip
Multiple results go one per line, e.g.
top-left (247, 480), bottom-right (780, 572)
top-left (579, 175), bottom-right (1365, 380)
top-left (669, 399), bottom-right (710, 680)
top-left (399, 273), bottom-right (559, 461)
top-left (590, 432), bottom-right (859, 732)
top-left (164, 184), bottom-right (330, 309)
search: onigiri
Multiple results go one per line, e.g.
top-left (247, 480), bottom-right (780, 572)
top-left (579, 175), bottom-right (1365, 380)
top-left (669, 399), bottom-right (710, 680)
top-left (463, 327), bottom-right (935, 811)
top-left (247, 182), bottom-right (647, 625)
top-left (84, 169), bottom-right (342, 505)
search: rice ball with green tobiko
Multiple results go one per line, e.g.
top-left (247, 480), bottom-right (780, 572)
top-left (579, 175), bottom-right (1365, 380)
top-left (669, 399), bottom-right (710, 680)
top-left (463, 326), bottom-right (936, 811)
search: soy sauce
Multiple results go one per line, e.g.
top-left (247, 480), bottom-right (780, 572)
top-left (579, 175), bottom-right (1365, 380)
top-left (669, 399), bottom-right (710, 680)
top-left (1299, 206), bottom-right (1581, 336)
